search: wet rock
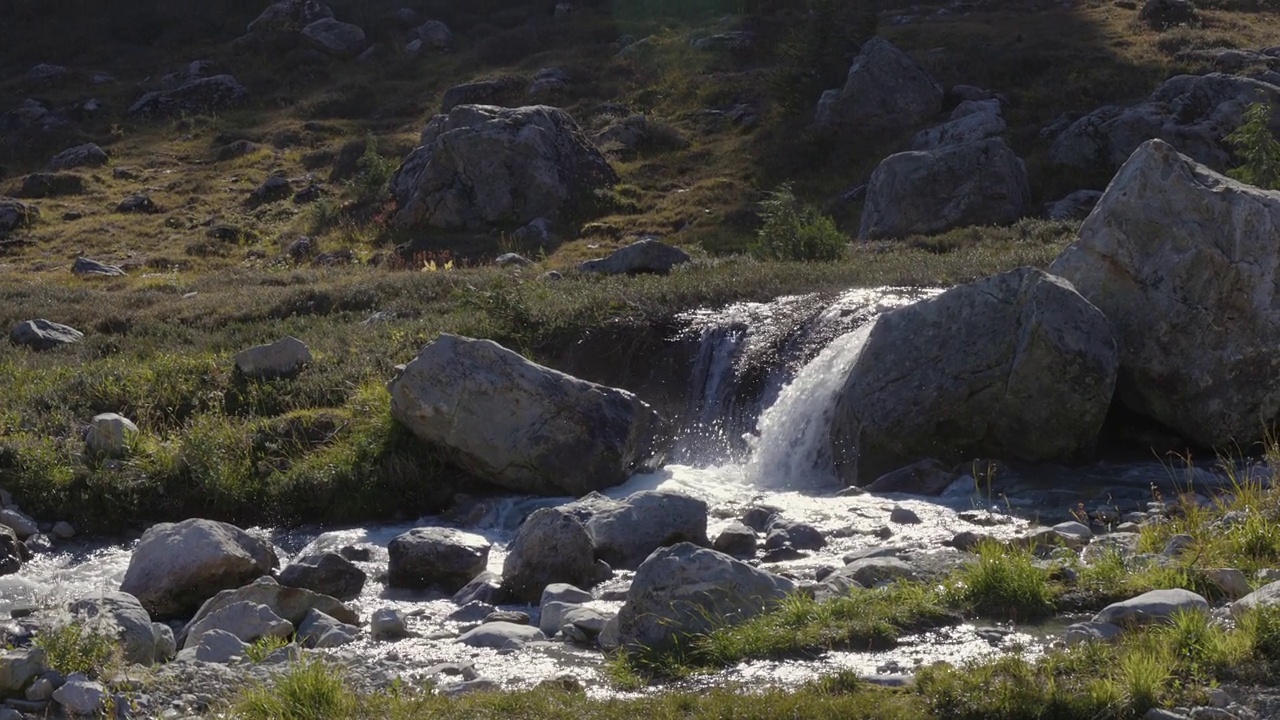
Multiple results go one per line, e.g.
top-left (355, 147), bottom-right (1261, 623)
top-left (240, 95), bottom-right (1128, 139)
top-left (0, 526), bottom-right (24, 576)
top-left (865, 458), bottom-right (959, 495)
top-left (302, 18), bottom-right (367, 58)
top-left (764, 518), bottom-right (825, 551)
top-left (72, 257), bottom-right (125, 277)
top-left (389, 334), bottom-right (667, 496)
top-left (483, 611), bottom-right (529, 625)
top-left (859, 137), bottom-right (1030, 239)
top-left (182, 601), bottom-right (292, 650)
top-left (501, 508), bottom-right (596, 603)
top-left (1051, 139), bottom-right (1280, 447)
top-left (234, 336), bottom-right (312, 379)
top-left (457, 622), bottom-right (545, 650)
top-left (67, 592), bottom-right (158, 665)
top-left (388, 527), bottom-right (490, 592)
top-left (561, 607), bottom-right (609, 644)
top-left (339, 545), bottom-right (372, 562)
top-left (370, 608), bottom-right (411, 640)
top-left (0, 509), bottom-right (39, 539)
top-left (117, 194), bottom-right (158, 213)
top-left (128, 75), bottom-right (248, 119)
top-left (19, 173), bottom-right (85, 198)
top-left (448, 601), bottom-right (496, 623)
top-left (0, 197), bottom-right (39, 235)
top-left (1044, 190), bottom-right (1103, 221)
top-left (48, 143), bottom-right (108, 171)
top-left (615, 543), bottom-right (795, 655)
top-left (830, 557), bottom-right (917, 587)
top-left (542, 583), bottom-right (593, 607)
top-left (569, 490), bottom-right (708, 569)
top-left (24, 676), bottom-right (52, 701)
top-left (830, 267), bottom-right (1117, 485)
top-left (1064, 620), bottom-right (1123, 646)
top-left (453, 571), bottom-right (502, 605)
top-left (121, 519), bottom-right (277, 620)
top-left (0, 648), bottom-right (46, 695)
top-left (889, 506), bottom-right (921, 524)
top-left (815, 37), bottom-right (943, 134)
top-left (578, 238), bottom-right (690, 275)
top-left (741, 506), bottom-right (779, 532)
top-left (1095, 589), bottom-right (1209, 627)
top-left (85, 413), bottom-right (138, 457)
top-left (712, 522), bottom-right (757, 558)
top-left (52, 673), bottom-right (106, 716)
top-left (278, 552), bottom-right (366, 601)
top-left (152, 623), bottom-right (175, 661)
top-left (181, 577), bottom-right (355, 643)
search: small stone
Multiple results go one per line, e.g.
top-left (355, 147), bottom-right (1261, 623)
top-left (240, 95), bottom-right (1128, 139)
top-left (25, 676), bottom-right (53, 701)
top-left (116, 194), bottom-right (158, 214)
top-left (50, 522), bottom-right (75, 540)
top-left (51, 673), bottom-right (107, 716)
top-left (456, 622), bottom-right (545, 650)
top-left (712, 522), bottom-right (757, 558)
top-left (234, 336), bottom-right (313, 379)
top-left (889, 506), bottom-right (921, 524)
top-left (85, 413), bottom-right (139, 458)
top-left (371, 608), bottom-right (411, 640)
top-left (1064, 620), bottom-right (1123, 646)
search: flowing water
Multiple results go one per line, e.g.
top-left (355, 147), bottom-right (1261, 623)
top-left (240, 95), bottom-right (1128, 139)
top-left (0, 286), bottom-right (1245, 695)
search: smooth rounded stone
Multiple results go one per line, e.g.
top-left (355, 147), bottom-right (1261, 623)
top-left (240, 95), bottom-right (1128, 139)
top-left (180, 601), bottom-right (292, 650)
top-left (1064, 620), bottom-right (1123, 646)
top-left (68, 591), bottom-right (158, 665)
top-left (178, 576), bottom-right (355, 648)
top-left (50, 521), bottom-right (75, 540)
top-left (764, 518), bottom-right (825, 551)
top-left (615, 543), bottom-right (795, 655)
top-left (814, 36), bottom-right (942, 134)
top-left (24, 676), bottom-right (53, 701)
top-left (48, 143), bottom-right (108, 171)
top-left (1231, 580), bottom-right (1280, 618)
top-left (448, 601), bottom-right (496, 623)
top-left (10, 319), bottom-right (84, 351)
top-left (456, 622), bottom-right (546, 650)
top-left (390, 105), bottom-right (618, 230)
top-left (712, 522), bottom-right (757, 558)
top-left (1094, 589), bottom-right (1209, 627)
top-left (85, 413), bottom-right (138, 458)
top-left (1083, 532), bottom-right (1141, 563)
top-left (0, 509), bottom-right (38, 540)
top-left (829, 557), bottom-right (917, 588)
top-left (484, 611), bottom-right (529, 625)
top-left (387, 527), bottom-right (490, 592)
top-left (152, 623), bottom-right (175, 661)
top-left (234, 336), bottom-right (312, 379)
top-left (192, 629), bottom-right (248, 664)
top-left (864, 458), bottom-right (959, 495)
top-left (1052, 521), bottom-right (1093, 548)
top-left (388, 335), bottom-right (666, 497)
top-left (297, 609), bottom-right (359, 649)
top-left (121, 519), bottom-right (277, 620)
top-left (1205, 568), bottom-right (1251, 599)
top-left (578, 239), bottom-right (691, 276)
top-left (1163, 534), bottom-right (1196, 558)
top-left (494, 253), bottom-right (532, 268)
top-left (278, 552), bottom-right (366, 601)
top-left (371, 608), bottom-right (412, 640)
top-left (573, 490), bottom-right (709, 570)
top-left (501, 508), bottom-right (595, 603)
top-left (0, 648), bottom-right (48, 694)
top-left (52, 673), bottom-right (106, 716)
top-left (538, 601), bottom-right (579, 636)
top-left (71, 257), bottom-right (125, 277)
top-left (889, 506), bottom-right (921, 525)
top-left (561, 607), bottom-right (609, 644)
top-left (740, 506), bottom-right (779, 533)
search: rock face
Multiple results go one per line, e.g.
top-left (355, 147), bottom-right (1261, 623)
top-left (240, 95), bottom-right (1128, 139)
top-left (830, 267), bottom-right (1118, 485)
top-left (389, 334), bottom-right (667, 496)
top-left (48, 143), bottom-right (108, 171)
top-left (10, 319), bottom-right (82, 350)
top-left (578, 239), bottom-right (691, 275)
top-left (302, 18), bottom-right (366, 57)
top-left (389, 105), bottom-right (617, 230)
top-left (569, 490), bottom-right (709, 569)
top-left (1050, 140), bottom-right (1280, 447)
top-left (501, 508), bottom-right (596, 603)
top-left (387, 527), bottom-right (491, 591)
top-left (128, 75), bottom-right (249, 119)
top-left (85, 413), bottom-right (138, 458)
top-left (1049, 73), bottom-right (1280, 173)
top-left (234, 336), bottom-right (312, 379)
top-left (120, 519), bottom-right (278, 620)
top-left (859, 137), bottom-right (1030, 239)
top-left (615, 543), bottom-right (795, 655)
top-left (0, 198), bottom-right (39, 235)
top-left (815, 37), bottom-right (943, 134)
top-left (278, 552), bottom-right (366, 601)
top-left (67, 592), bottom-right (158, 665)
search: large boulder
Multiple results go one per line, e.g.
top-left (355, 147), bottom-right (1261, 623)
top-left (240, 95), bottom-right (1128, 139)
top-left (119, 519), bottom-right (278, 620)
top-left (830, 267), bottom-right (1118, 485)
top-left (815, 37), bottom-right (943, 134)
top-left (67, 592), bottom-right (157, 665)
top-left (387, 527), bottom-right (491, 591)
top-left (389, 334), bottom-right (667, 496)
top-left (859, 137), bottom-right (1030, 239)
top-left (127, 75), bottom-right (249, 119)
top-left (301, 18), bottom-right (366, 58)
top-left (1050, 140), bottom-right (1280, 447)
top-left (1049, 73), bottom-right (1280, 173)
top-left (566, 490), bottom-right (709, 569)
top-left (178, 576), bottom-right (356, 645)
top-left (614, 543), bottom-right (795, 655)
top-left (501, 508), bottom-right (596, 603)
top-left (10, 320), bottom-right (82, 351)
top-left (0, 197), bottom-right (39, 235)
top-left (389, 105), bottom-right (618, 230)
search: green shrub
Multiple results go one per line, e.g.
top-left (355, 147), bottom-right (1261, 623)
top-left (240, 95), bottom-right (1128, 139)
top-left (1226, 102), bottom-right (1280, 190)
top-left (748, 183), bottom-right (848, 262)
top-left (34, 621), bottom-right (120, 678)
top-left (945, 541), bottom-right (1056, 620)
top-left (236, 659), bottom-right (357, 720)
top-left (352, 135), bottom-right (397, 205)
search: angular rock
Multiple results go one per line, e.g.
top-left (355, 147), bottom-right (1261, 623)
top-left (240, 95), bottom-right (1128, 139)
top-left (1094, 589), bottom-right (1209, 627)
top-left (389, 334), bottom-right (667, 496)
top-left (181, 601), bottom-right (293, 650)
top-left (578, 238), bottom-right (690, 275)
top-left (121, 519), bottom-right (277, 620)
top-left (457, 621), bottom-right (545, 650)
top-left (128, 75), bottom-right (249, 119)
top-left (453, 571), bottom-right (502, 605)
top-left (1231, 580), bottom-right (1280, 617)
top-left (234, 336), bottom-right (312, 379)
top-left (152, 623), bottom-right (175, 661)
top-left (387, 526), bottom-right (491, 591)
top-left (541, 583), bottom-right (594, 607)
top-left (370, 607), bottom-right (411, 640)
top-left (52, 673), bottom-right (106, 716)
top-left (302, 18), bottom-right (367, 58)
top-left (0, 509), bottom-right (38, 540)
top-left (67, 592), bottom-right (157, 665)
top-left (615, 543), bottom-right (796, 654)
top-left (0, 197), bottom-right (39, 235)
top-left (865, 459), bottom-right (958, 495)
top-left (248, 0), bottom-right (334, 33)
top-left (538, 600), bottom-right (578, 636)
top-left (48, 143), bottom-right (108, 171)
top-left (85, 413), bottom-right (138, 457)
top-left (192, 629), bottom-right (248, 663)
top-left (1050, 140), bottom-right (1280, 446)
top-left (712, 522), bottom-right (757, 558)
top-left (910, 106), bottom-right (1006, 151)
top-left (560, 606), bottom-right (609, 644)
top-left (0, 648), bottom-right (47, 695)
top-left (278, 552), bottom-right (366, 601)
top-left (816, 37), bottom-right (943, 134)
top-left (1205, 568), bottom-right (1250, 599)
top-left (389, 105), bottom-right (617, 230)
top-left (859, 137), bottom-right (1030, 239)
top-left (830, 267), bottom-right (1118, 485)
top-left (830, 557), bottom-right (916, 587)
top-left (448, 601), bottom-right (496, 623)
top-left (1043, 190), bottom-right (1103, 221)
top-left (72, 258), bottom-right (125, 278)
top-left (297, 609), bottom-right (358, 648)
top-left (414, 20), bottom-right (453, 49)
top-left (501, 508), bottom-right (596, 603)
top-left (180, 577), bottom-right (356, 644)
top-left (572, 490), bottom-right (708, 569)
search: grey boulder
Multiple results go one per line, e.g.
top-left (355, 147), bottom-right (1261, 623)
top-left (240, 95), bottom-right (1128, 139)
top-left (1094, 589), bottom-right (1209, 627)
top-left (10, 319), bottom-right (81, 351)
top-left (67, 591), bottom-right (159, 665)
top-left (830, 267), bottom-right (1117, 484)
top-left (457, 622), bottom-right (546, 650)
top-left (178, 576), bottom-right (356, 644)
top-left (815, 36), bottom-right (943, 134)
top-left (48, 143), bottom-right (108, 171)
top-left (234, 336), bottom-right (312, 379)
top-left (578, 238), bottom-right (691, 275)
top-left (128, 75), bottom-right (248, 119)
top-left (568, 490), bottom-right (709, 569)
top-left (278, 552), bottom-right (366, 601)
top-left (387, 526), bottom-right (491, 591)
top-left (501, 508), bottom-right (596, 603)
top-left (389, 334), bottom-right (667, 496)
top-left (0, 197), bottom-right (39, 235)
top-left (297, 608), bottom-right (359, 648)
top-left (302, 18), bottom-right (367, 58)
top-left (85, 413), bottom-right (138, 458)
top-left (181, 601), bottom-right (293, 650)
